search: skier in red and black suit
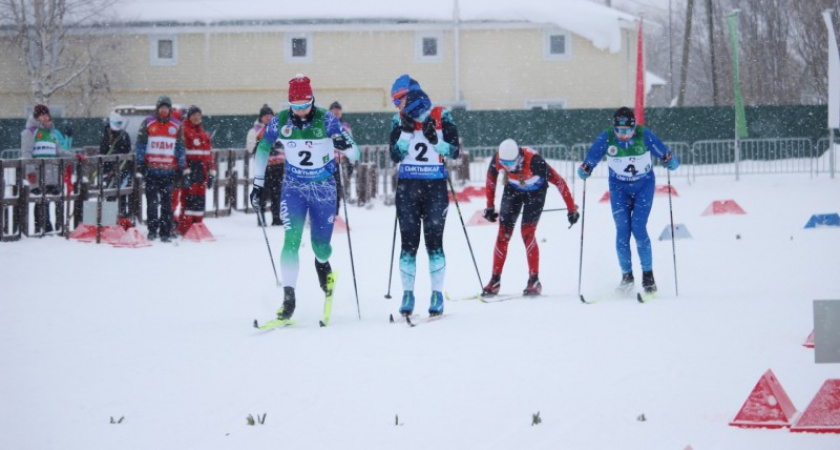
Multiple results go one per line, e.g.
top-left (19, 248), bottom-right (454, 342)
top-left (481, 139), bottom-right (579, 297)
top-left (176, 105), bottom-right (216, 235)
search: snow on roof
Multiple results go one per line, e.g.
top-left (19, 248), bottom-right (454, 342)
top-left (118, 0), bottom-right (637, 53)
top-left (644, 70), bottom-right (667, 96)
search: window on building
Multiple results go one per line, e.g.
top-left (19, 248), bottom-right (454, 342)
top-left (158, 39), bottom-right (173, 59)
top-left (150, 35), bottom-right (178, 66)
top-left (292, 38), bottom-right (307, 57)
top-left (543, 29), bottom-right (571, 60)
top-left (416, 31), bottom-right (443, 62)
top-left (285, 33), bottom-right (312, 63)
top-left (422, 37), bottom-right (438, 57)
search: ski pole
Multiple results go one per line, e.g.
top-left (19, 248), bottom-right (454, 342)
top-left (543, 207), bottom-right (568, 213)
top-left (446, 175), bottom-right (484, 292)
top-left (384, 212), bottom-right (398, 299)
top-left (667, 170), bottom-right (679, 296)
top-left (256, 208), bottom-right (282, 287)
top-left (577, 179), bottom-right (587, 298)
top-left (338, 168), bottom-right (361, 320)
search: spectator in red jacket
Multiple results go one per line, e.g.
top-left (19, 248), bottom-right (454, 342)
top-left (175, 105), bottom-right (216, 235)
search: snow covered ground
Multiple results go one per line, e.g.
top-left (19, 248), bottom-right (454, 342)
top-left (1, 172), bottom-right (838, 449)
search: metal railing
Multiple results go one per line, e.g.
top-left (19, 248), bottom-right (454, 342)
top-left (3, 137), bottom-right (836, 242)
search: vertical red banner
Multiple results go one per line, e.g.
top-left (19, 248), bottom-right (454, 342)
top-left (635, 16), bottom-right (645, 125)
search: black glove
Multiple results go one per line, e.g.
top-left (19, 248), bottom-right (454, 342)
top-left (483, 207), bottom-right (499, 222)
top-left (399, 115), bottom-right (415, 133)
top-left (250, 183), bottom-right (264, 210)
top-left (567, 209), bottom-right (580, 226)
top-left (136, 165), bottom-right (147, 179)
top-left (208, 175), bottom-right (215, 189)
top-left (422, 119), bottom-right (438, 144)
top-left (182, 169), bottom-right (191, 188)
top-left (332, 131), bottom-right (356, 151)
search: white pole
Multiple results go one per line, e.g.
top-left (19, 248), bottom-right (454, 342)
top-left (823, 9), bottom-right (839, 178)
top-left (832, 128), bottom-right (836, 178)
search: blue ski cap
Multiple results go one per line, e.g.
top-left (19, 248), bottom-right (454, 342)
top-left (403, 88), bottom-right (432, 120)
top-left (391, 74), bottom-right (421, 104)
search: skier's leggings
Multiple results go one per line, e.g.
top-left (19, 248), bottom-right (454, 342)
top-left (609, 174), bottom-right (655, 274)
top-left (492, 185), bottom-right (547, 277)
top-left (396, 178), bottom-right (449, 293)
top-left (279, 177), bottom-right (337, 288)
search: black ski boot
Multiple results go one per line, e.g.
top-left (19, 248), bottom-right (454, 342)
top-left (278, 286), bottom-right (296, 320)
top-left (315, 260), bottom-right (333, 295)
top-left (642, 271), bottom-right (657, 294)
top-left (616, 272), bottom-right (634, 295)
top-left (481, 274), bottom-right (501, 297)
top-left (523, 274), bottom-right (542, 296)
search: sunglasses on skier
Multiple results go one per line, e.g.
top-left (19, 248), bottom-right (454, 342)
top-left (614, 126), bottom-right (634, 135)
top-left (289, 100), bottom-right (313, 111)
top-left (499, 157), bottom-right (518, 168)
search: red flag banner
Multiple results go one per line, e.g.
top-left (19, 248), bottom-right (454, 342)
top-left (634, 16), bottom-right (645, 125)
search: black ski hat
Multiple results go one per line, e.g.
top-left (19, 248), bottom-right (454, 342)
top-left (187, 104), bottom-right (202, 118)
top-left (329, 101), bottom-right (342, 111)
top-left (156, 95), bottom-right (172, 109)
top-left (613, 107), bottom-right (636, 127)
top-left (259, 104), bottom-right (274, 118)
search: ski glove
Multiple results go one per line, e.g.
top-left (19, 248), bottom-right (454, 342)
top-left (135, 165), bottom-right (147, 179)
top-left (662, 153), bottom-right (680, 170)
top-left (483, 207), bottom-right (499, 222)
top-left (577, 163), bottom-right (592, 180)
top-left (567, 209), bottom-right (580, 226)
top-left (208, 175), bottom-right (216, 189)
top-left (332, 131), bottom-right (356, 151)
top-left (250, 183), bottom-right (264, 210)
top-left (399, 115), bottom-right (415, 134)
top-left (422, 120), bottom-right (438, 144)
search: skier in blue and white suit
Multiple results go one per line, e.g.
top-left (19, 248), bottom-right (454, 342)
top-left (389, 75), bottom-right (460, 317)
top-left (250, 75), bottom-right (360, 321)
top-left (577, 107), bottom-right (680, 295)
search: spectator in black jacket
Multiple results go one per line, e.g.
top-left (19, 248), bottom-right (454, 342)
top-left (99, 111), bottom-right (133, 218)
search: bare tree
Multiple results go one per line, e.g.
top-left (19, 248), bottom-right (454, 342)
top-left (0, 0), bottom-right (119, 109)
top-left (623, 0), bottom-right (840, 107)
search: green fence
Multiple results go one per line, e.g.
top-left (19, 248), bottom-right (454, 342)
top-left (0, 105), bottom-right (829, 154)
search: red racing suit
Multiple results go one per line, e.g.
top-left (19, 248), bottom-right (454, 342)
top-left (485, 146), bottom-right (576, 278)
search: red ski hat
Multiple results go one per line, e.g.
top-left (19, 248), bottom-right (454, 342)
top-left (288, 75), bottom-right (313, 103)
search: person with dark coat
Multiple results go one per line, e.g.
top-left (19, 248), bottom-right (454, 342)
top-left (99, 111), bottom-right (133, 218)
top-left (135, 95), bottom-right (186, 242)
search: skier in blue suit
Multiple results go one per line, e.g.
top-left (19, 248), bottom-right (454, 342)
top-left (577, 107), bottom-right (680, 295)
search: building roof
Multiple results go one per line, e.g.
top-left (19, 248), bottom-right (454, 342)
top-left (119, 0), bottom-right (637, 53)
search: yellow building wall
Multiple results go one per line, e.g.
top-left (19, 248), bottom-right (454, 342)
top-left (0, 25), bottom-right (635, 118)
